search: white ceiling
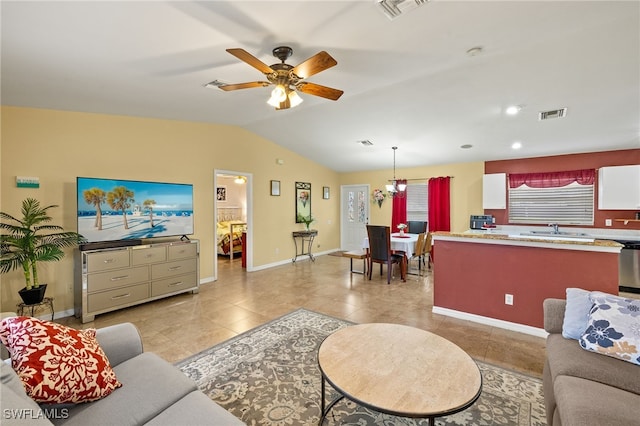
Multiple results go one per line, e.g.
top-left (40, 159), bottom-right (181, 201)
top-left (2, 1), bottom-right (639, 172)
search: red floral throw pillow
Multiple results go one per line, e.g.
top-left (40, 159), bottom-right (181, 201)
top-left (0, 316), bottom-right (122, 404)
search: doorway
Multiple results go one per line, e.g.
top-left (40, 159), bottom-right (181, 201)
top-left (340, 184), bottom-right (369, 251)
top-left (213, 170), bottom-right (253, 281)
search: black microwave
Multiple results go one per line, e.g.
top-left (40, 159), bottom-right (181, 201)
top-left (470, 215), bottom-right (494, 229)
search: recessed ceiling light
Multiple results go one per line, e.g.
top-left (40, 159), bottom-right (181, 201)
top-left (511, 141), bottom-right (523, 150)
top-left (505, 105), bottom-right (521, 115)
top-left (460, 144), bottom-right (473, 149)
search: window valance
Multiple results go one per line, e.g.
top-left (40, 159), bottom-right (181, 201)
top-left (508, 169), bottom-right (595, 189)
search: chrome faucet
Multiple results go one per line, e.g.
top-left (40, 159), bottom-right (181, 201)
top-left (548, 223), bottom-right (559, 234)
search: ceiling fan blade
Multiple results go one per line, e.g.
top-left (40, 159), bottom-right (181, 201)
top-left (297, 82), bottom-right (343, 101)
top-left (218, 81), bottom-right (270, 91)
top-left (226, 48), bottom-right (275, 74)
top-left (291, 51), bottom-right (337, 79)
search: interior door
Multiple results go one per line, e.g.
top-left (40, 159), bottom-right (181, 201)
top-left (340, 184), bottom-right (369, 251)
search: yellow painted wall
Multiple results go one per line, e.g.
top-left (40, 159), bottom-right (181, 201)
top-left (340, 162), bottom-right (484, 232)
top-left (1, 106), bottom-right (341, 312)
top-left (1, 106), bottom-right (485, 315)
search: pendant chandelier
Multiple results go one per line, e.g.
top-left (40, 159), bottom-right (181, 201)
top-left (385, 146), bottom-right (406, 197)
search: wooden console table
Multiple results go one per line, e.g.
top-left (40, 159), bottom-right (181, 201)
top-left (292, 230), bottom-right (318, 263)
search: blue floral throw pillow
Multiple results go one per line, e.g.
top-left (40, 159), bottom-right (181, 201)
top-left (579, 292), bottom-right (640, 365)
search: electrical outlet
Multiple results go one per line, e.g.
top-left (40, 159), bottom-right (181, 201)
top-left (275, 248), bottom-right (279, 254)
top-left (505, 294), bottom-right (514, 305)
top-left (605, 219), bottom-right (612, 227)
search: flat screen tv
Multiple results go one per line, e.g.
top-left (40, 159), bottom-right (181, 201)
top-left (77, 177), bottom-right (194, 244)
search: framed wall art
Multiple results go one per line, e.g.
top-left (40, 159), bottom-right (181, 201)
top-left (270, 180), bottom-right (280, 196)
top-left (295, 181), bottom-right (311, 222)
top-left (216, 186), bottom-right (227, 202)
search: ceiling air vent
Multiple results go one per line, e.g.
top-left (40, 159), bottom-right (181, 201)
top-left (203, 80), bottom-right (228, 89)
top-left (376, 0), bottom-right (429, 21)
top-left (358, 140), bottom-right (374, 146)
top-left (538, 108), bottom-right (567, 121)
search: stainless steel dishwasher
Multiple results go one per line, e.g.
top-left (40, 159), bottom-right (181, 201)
top-left (616, 240), bottom-right (640, 293)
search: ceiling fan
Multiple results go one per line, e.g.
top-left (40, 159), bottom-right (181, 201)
top-left (217, 46), bottom-right (344, 110)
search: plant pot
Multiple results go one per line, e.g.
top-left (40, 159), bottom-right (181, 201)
top-left (18, 284), bottom-right (47, 305)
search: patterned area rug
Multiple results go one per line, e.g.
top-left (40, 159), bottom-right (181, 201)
top-left (177, 309), bottom-right (546, 425)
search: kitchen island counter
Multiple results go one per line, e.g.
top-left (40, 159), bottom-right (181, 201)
top-left (433, 231), bottom-right (622, 253)
top-left (431, 232), bottom-right (621, 335)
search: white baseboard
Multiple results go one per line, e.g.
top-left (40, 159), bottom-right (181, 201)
top-left (52, 308), bottom-right (75, 321)
top-left (200, 276), bottom-right (215, 285)
top-left (248, 249), bottom-right (339, 272)
top-left (432, 306), bottom-right (548, 338)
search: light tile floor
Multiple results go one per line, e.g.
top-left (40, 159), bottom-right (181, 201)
top-left (59, 254), bottom-right (548, 377)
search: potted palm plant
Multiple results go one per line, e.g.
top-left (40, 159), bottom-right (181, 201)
top-left (0, 198), bottom-right (86, 305)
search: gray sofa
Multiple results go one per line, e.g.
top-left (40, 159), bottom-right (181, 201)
top-left (1, 322), bottom-right (245, 425)
top-left (543, 298), bottom-right (640, 426)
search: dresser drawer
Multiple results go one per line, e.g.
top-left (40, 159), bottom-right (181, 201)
top-left (86, 250), bottom-right (130, 272)
top-left (87, 266), bottom-right (149, 293)
top-left (151, 259), bottom-right (196, 279)
top-left (151, 273), bottom-right (197, 297)
top-left (132, 246), bottom-right (167, 265)
top-left (168, 243), bottom-right (197, 260)
top-left (87, 283), bottom-right (149, 312)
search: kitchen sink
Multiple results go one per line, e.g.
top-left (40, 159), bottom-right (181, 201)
top-left (524, 230), bottom-right (592, 237)
top-left (512, 232), bottom-right (594, 242)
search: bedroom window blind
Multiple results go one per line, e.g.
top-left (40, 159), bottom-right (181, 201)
top-left (508, 181), bottom-right (594, 225)
top-left (406, 183), bottom-right (428, 221)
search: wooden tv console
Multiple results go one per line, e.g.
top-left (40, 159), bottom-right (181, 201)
top-left (74, 240), bottom-right (199, 323)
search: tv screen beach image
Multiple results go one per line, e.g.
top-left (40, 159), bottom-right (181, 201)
top-left (77, 177), bottom-right (194, 243)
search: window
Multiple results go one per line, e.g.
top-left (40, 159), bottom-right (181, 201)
top-left (406, 183), bottom-right (428, 221)
top-left (508, 181), bottom-right (594, 225)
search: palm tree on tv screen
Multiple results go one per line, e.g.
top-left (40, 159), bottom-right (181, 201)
top-left (143, 199), bottom-right (156, 228)
top-left (107, 186), bottom-right (135, 230)
top-left (83, 188), bottom-right (106, 230)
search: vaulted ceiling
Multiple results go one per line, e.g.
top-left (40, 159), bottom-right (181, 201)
top-left (2, 1), bottom-right (638, 172)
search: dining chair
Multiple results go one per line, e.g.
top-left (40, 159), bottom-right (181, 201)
top-left (366, 225), bottom-right (406, 284)
top-left (422, 232), bottom-right (433, 269)
top-left (408, 232), bottom-right (426, 275)
top-left (407, 221), bottom-right (428, 234)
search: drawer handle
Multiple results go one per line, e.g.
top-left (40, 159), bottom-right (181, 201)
top-left (168, 281), bottom-right (183, 287)
top-left (168, 266), bottom-right (182, 271)
top-left (111, 293), bottom-right (131, 300)
top-left (146, 254), bottom-right (154, 258)
top-left (103, 259), bottom-right (116, 264)
top-left (110, 275), bottom-right (129, 281)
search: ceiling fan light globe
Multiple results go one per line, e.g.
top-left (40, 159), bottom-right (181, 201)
top-left (397, 183), bottom-right (407, 191)
top-left (267, 96), bottom-right (280, 107)
top-left (272, 85), bottom-right (287, 102)
top-left (288, 90), bottom-right (303, 107)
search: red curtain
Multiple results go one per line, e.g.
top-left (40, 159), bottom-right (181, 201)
top-left (391, 180), bottom-right (407, 232)
top-left (508, 169), bottom-right (595, 188)
top-left (428, 177), bottom-right (450, 232)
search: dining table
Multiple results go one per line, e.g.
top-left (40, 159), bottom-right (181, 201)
top-left (362, 233), bottom-right (419, 257)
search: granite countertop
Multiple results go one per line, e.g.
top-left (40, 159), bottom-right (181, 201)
top-left (433, 231), bottom-right (623, 248)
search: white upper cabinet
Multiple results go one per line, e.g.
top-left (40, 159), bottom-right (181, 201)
top-left (598, 165), bottom-right (640, 210)
top-left (483, 173), bottom-right (507, 209)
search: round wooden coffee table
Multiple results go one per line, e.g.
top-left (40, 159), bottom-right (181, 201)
top-left (317, 323), bottom-right (482, 425)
